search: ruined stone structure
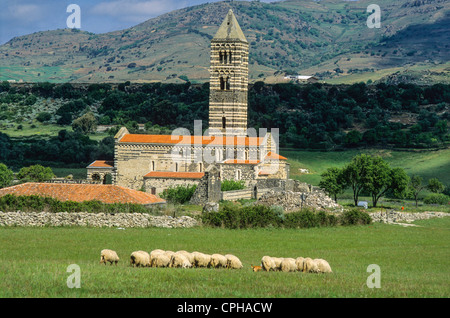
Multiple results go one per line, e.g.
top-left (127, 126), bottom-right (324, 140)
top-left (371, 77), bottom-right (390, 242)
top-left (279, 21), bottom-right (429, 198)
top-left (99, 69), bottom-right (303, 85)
top-left (87, 10), bottom-right (291, 201)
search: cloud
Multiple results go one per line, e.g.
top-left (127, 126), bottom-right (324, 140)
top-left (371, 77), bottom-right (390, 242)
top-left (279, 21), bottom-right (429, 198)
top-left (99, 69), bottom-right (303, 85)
top-left (90, 0), bottom-right (186, 23)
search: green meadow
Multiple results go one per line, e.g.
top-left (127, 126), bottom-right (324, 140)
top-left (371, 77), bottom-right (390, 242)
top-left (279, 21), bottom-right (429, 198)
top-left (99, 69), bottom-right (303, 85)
top-left (0, 218), bottom-right (448, 298)
top-left (283, 148), bottom-right (450, 186)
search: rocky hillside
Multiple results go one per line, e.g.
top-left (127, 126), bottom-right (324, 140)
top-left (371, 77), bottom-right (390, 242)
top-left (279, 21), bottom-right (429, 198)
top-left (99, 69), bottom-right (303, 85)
top-left (0, 0), bottom-right (449, 84)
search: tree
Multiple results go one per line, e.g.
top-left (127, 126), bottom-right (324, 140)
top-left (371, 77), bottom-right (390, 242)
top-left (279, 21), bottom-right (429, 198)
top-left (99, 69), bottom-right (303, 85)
top-left (427, 178), bottom-right (445, 193)
top-left (72, 112), bottom-right (97, 134)
top-left (408, 175), bottom-right (426, 207)
top-left (319, 167), bottom-right (346, 202)
top-left (341, 154), bottom-right (373, 206)
top-left (0, 163), bottom-right (14, 188)
top-left (17, 165), bottom-right (55, 182)
top-left (36, 112), bottom-right (52, 123)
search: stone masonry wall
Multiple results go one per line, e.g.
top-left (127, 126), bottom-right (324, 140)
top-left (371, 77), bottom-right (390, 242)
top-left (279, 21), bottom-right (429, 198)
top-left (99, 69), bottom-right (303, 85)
top-left (0, 212), bottom-right (199, 228)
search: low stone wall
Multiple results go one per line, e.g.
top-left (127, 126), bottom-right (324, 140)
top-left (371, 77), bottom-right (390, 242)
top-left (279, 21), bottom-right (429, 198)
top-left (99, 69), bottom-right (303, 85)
top-left (370, 211), bottom-right (449, 224)
top-left (0, 212), bottom-right (199, 228)
top-left (221, 189), bottom-right (253, 201)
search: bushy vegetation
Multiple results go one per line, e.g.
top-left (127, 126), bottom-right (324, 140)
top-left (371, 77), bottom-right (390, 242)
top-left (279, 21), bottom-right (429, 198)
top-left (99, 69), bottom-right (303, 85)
top-left (0, 194), bottom-right (149, 213)
top-left (1, 82), bottom-right (448, 160)
top-left (160, 185), bottom-right (197, 204)
top-left (201, 203), bottom-right (370, 229)
top-left (221, 179), bottom-right (245, 191)
top-left (423, 193), bottom-right (450, 205)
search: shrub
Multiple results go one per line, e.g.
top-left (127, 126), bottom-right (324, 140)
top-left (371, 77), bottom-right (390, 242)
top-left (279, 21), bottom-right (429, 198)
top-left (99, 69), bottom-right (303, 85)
top-left (339, 208), bottom-right (372, 226)
top-left (202, 205), bottom-right (370, 229)
top-left (160, 185), bottom-right (197, 204)
top-left (221, 179), bottom-right (245, 191)
top-left (423, 193), bottom-right (450, 205)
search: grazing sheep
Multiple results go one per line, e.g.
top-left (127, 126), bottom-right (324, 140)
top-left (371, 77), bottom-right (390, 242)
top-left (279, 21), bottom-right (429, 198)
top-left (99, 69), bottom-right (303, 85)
top-left (169, 252), bottom-right (192, 268)
top-left (150, 249), bottom-right (164, 257)
top-left (314, 259), bottom-right (332, 273)
top-left (164, 250), bottom-right (175, 259)
top-left (251, 265), bottom-right (262, 272)
top-left (303, 257), bottom-right (319, 273)
top-left (130, 251), bottom-right (151, 267)
top-left (225, 254), bottom-right (243, 269)
top-left (151, 253), bottom-right (171, 268)
top-left (192, 252), bottom-right (211, 268)
top-left (210, 254), bottom-right (228, 268)
top-left (272, 257), bottom-right (284, 271)
top-left (176, 250), bottom-right (195, 264)
top-left (295, 257), bottom-right (305, 272)
top-left (100, 249), bottom-right (119, 265)
top-left (280, 258), bottom-right (297, 272)
top-left (261, 256), bottom-right (276, 272)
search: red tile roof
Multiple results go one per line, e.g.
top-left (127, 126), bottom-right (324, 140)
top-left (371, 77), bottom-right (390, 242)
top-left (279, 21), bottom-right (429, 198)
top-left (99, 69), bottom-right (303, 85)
top-left (87, 160), bottom-right (114, 168)
top-left (119, 134), bottom-right (264, 146)
top-left (223, 159), bottom-right (260, 164)
top-left (265, 152), bottom-right (287, 160)
top-left (0, 183), bottom-right (165, 205)
top-left (144, 171), bottom-right (205, 179)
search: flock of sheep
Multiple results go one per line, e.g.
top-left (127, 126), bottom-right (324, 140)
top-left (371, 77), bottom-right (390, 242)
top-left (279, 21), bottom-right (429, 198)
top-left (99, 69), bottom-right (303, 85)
top-left (254, 256), bottom-right (332, 273)
top-left (100, 249), bottom-right (243, 269)
top-left (100, 249), bottom-right (332, 273)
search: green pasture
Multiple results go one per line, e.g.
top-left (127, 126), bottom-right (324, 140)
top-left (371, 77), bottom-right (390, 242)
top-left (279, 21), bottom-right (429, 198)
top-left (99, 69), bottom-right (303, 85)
top-left (283, 148), bottom-right (450, 186)
top-left (0, 218), bottom-right (449, 297)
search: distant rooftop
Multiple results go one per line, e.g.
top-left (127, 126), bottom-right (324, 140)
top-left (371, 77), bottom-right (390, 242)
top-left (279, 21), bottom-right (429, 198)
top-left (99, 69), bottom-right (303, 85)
top-left (0, 183), bottom-right (165, 205)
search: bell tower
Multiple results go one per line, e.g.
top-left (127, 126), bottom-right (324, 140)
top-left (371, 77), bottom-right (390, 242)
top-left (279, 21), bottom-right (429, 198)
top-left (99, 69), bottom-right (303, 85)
top-left (208, 9), bottom-right (249, 136)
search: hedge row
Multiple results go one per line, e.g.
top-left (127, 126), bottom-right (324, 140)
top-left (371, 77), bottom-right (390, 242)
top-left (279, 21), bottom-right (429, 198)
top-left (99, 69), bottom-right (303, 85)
top-left (201, 204), bottom-right (371, 229)
top-left (0, 194), bottom-right (150, 213)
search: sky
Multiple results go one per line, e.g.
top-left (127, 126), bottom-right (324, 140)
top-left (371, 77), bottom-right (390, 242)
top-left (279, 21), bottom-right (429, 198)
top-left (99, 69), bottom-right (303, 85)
top-left (0, 0), bottom-right (276, 45)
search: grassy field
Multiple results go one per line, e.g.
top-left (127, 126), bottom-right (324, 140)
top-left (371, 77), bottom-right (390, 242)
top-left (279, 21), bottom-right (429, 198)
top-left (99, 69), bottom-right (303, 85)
top-left (0, 218), bottom-right (449, 298)
top-left (283, 148), bottom-right (450, 186)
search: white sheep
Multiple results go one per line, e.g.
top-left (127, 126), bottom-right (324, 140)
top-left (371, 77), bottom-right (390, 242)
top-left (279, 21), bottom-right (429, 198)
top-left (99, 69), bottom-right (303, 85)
top-left (210, 254), bottom-right (228, 268)
top-left (280, 258), bottom-right (297, 272)
top-left (192, 251), bottom-right (212, 268)
top-left (164, 250), bottom-right (175, 259)
top-left (169, 252), bottom-right (192, 268)
top-left (314, 258), bottom-right (332, 273)
top-left (303, 257), bottom-right (319, 273)
top-left (272, 257), bottom-right (284, 271)
top-left (151, 253), bottom-right (171, 268)
top-left (295, 257), bottom-right (305, 272)
top-left (176, 250), bottom-right (195, 264)
top-left (261, 256), bottom-right (276, 272)
top-left (225, 254), bottom-right (243, 269)
top-left (100, 249), bottom-right (119, 265)
top-left (130, 251), bottom-right (151, 267)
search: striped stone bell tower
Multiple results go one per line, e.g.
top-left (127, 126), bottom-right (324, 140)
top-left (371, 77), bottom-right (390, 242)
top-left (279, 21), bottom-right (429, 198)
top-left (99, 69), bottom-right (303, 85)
top-left (208, 9), bottom-right (249, 136)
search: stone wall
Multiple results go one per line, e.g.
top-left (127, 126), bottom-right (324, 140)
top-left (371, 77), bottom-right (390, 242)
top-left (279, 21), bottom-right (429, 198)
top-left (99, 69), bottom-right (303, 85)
top-left (0, 212), bottom-right (198, 228)
top-left (370, 211), bottom-right (449, 224)
top-left (144, 177), bottom-right (200, 195)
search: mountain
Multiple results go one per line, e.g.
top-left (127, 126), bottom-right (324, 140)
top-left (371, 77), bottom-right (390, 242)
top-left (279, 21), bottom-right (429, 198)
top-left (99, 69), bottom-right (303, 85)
top-left (0, 0), bottom-right (449, 84)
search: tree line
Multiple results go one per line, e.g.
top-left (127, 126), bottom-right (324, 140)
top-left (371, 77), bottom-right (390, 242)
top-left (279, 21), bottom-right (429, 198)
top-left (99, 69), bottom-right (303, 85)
top-left (0, 81), bottom-right (448, 167)
top-left (319, 154), bottom-right (449, 207)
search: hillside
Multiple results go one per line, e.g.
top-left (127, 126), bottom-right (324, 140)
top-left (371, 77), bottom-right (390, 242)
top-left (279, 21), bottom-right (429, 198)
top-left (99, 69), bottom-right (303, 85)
top-left (0, 0), bottom-right (449, 84)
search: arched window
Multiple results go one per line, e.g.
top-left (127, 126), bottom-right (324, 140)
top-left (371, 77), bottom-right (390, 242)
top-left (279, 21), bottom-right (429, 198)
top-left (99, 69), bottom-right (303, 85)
top-left (226, 76), bottom-right (230, 90)
top-left (222, 117), bottom-right (226, 129)
top-left (220, 76), bottom-right (225, 90)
